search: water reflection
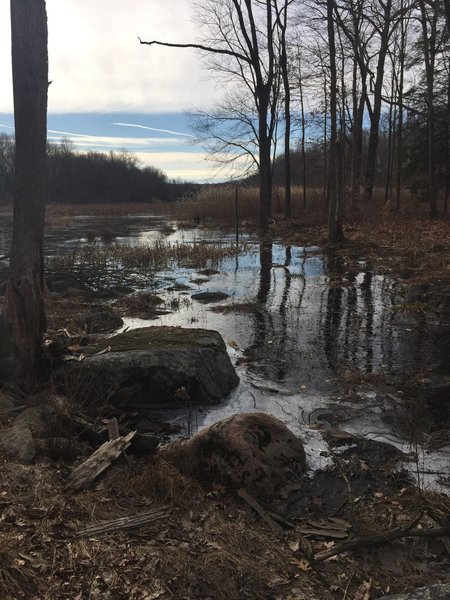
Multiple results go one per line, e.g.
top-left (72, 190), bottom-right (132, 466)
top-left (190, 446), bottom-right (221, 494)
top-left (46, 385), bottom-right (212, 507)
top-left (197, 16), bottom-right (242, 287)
top-left (1, 214), bottom-right (448, 480)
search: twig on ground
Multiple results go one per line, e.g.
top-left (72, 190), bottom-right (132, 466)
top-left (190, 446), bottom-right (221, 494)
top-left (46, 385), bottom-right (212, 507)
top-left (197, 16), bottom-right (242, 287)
top-left (75, 506), bottom-right (170, 537)
top-left (314, 512), bottom-right (429, 562)
top-left (237, 488), bottom-right (283, 533)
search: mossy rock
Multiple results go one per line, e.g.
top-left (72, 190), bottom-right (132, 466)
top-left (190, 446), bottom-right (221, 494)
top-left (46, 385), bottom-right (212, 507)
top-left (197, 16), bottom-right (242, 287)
top-left (162, 413), bottom-right (306, 500)
top-left (65, 327), bottom-right (239, 407)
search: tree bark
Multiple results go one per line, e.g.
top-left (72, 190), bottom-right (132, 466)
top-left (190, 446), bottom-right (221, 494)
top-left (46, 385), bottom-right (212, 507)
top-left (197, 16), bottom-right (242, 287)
top-left (327, 0), bottom-right (343, 242)
top-left (1, 0), bottom-right (48, 382)
top-left (364, 0), bottom-right (393, 202)
top-left (418, 0), bottom-right (438, 219)
top-left (299, 57), bottom-right (307, 211)
top-left (395, 0), bottom-right (407, 213)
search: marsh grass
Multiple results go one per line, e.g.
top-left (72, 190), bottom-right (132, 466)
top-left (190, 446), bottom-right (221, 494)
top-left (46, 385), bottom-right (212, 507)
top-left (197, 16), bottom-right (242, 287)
top-left (48, 239), bottom-right (246, 292)
top-left (42, 184), bottom-right (443, 232)
top-left (130, 459), bottom-right (204, 508)
top-left (390, 302), bottom-right (428, 314)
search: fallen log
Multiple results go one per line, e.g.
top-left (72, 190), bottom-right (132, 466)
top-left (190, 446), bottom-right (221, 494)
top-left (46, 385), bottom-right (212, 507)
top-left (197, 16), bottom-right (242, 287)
top-left (313, 512), bottom-right (428, 562)
top-left (66, 431), bottom-right (135, 492)
top-left (75, 506), bottom-right (170, 538)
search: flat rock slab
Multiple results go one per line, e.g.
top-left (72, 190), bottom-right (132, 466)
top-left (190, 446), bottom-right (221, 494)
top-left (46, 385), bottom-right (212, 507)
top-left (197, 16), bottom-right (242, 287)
top-left (65, 327), bottom-right (239, 406)
top-left (163, 412), bottom-right (306, 500)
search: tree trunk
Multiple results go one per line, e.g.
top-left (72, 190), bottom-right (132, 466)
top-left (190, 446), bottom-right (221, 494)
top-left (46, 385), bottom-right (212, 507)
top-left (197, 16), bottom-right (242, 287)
top-left (418, 0), bottom-right (438, 219)
top-left (299, 60), bottom-right (307, 211)
top-left (323, 73), bottom-right (329, 209)
top-left (384, 70), bottom-right (396, 206)
top-left (446, 63), bottom-right (450, 213)
top-left (280, 0), bottom-right (291, 219)
top-left (327, 0), bottom-right (343, 242)
top-left (445, 0), bottom-right (450, 33)
top-left (364, 0), bottom-right (393, 202)
top-left (259, 88), bottom-right (272, 232)
top-left (1, 0), bottom-right (48, 382)
top-left (395, 0), bottom-right (406, 213)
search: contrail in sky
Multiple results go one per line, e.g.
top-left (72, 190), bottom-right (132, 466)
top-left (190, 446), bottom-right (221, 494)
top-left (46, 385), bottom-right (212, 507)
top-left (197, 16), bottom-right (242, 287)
top-left (113, 122), bottom-right (195, 138)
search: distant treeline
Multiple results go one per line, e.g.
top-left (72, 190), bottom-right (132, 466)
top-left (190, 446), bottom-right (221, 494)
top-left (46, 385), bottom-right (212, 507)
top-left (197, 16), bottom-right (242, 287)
top-left (0, 135), bottom-right (199, 204)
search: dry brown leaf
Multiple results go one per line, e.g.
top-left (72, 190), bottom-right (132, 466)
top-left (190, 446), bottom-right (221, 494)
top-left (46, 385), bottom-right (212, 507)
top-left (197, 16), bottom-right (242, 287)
top-left (353, 579), bottom-right (372, 600)
top-left (289, 556), bottom-right (311, 572)
top-left (288, 537), bottom-right (300, 552)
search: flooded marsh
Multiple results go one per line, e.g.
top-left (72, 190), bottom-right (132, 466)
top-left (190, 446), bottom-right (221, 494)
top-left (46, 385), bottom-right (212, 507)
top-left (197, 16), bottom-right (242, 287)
top-left (0, 214), bottom-right (448, 489)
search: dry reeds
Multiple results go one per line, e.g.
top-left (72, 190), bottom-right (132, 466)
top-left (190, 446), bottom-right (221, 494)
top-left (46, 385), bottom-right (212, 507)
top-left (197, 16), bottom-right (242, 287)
top-left (49, 238), bottom-right (246, 276)
top-left (129, 458), bottom-right (204, 508)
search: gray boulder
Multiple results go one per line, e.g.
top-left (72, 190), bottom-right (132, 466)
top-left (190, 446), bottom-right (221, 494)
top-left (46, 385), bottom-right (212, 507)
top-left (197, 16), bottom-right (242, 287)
top-left (0, 396), bottom-right (72, 463)
top-left (65, 327), bottom-right (239, 406)
top-left (379, 584), bottom-right (450, 600)
top-left (1, 420), bottom-right (36, 463)
top-left (163, 412), bottom-right (307, 500)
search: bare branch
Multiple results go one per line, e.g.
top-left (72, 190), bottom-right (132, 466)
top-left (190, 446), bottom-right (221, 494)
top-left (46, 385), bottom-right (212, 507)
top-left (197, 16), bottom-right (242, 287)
top-left (138, 37), bottom-right (252, 65)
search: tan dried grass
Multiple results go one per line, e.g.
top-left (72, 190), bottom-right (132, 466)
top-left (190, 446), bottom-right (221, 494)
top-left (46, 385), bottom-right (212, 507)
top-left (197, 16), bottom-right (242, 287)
top-left (130, 458), bottom-right (204, 508)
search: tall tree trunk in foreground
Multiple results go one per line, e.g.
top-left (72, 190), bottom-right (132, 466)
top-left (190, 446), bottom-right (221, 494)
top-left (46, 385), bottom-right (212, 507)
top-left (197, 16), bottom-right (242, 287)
top-left (1, 0), bottom-right (48, 382)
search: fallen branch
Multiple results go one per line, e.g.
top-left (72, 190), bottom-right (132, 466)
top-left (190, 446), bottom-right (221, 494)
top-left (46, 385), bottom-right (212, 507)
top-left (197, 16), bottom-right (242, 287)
top-left (66, 431), bottom-right (136, 491)
top-left (237, 488), bottom-right (283, 533)
top-left (313, 512), bottom-right (426, 562)
top-left (75, 506), bottom-right (170, 537)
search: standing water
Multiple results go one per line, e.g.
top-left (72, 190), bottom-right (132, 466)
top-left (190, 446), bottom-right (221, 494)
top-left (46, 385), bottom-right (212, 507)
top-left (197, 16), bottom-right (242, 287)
top-left (0, 214), bottom-right (448, 489)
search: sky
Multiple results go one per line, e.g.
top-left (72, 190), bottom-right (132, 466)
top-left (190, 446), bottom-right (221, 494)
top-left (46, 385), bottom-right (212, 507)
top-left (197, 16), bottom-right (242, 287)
top-left (0, 0), bottom-right (226, 182)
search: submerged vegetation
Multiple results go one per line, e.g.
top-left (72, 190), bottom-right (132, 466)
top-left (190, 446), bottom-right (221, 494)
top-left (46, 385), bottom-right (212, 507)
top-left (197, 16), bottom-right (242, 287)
top-left (47, 238), bottom-right (247, 291)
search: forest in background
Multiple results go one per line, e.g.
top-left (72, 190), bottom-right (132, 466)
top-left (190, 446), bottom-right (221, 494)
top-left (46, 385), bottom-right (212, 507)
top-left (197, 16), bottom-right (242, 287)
top-left (1, 1), bottom-right (449, 221)
top-left (0, 133), bottom-right (198, 205)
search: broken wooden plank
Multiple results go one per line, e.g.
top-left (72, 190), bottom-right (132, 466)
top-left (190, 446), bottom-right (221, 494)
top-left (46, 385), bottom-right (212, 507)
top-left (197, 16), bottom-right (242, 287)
top-left (103, 417), bottom-right (120, 440)
top-left (66, 431), bottom-right (136, 491)
top-left (237, 488), bottom-right (283, 533)
top-left (75, 506), bottom-right (170, 537)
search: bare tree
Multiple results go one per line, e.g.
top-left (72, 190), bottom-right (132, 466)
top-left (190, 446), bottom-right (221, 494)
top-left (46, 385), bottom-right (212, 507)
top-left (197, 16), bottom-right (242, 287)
top-left (140, 0), bottom-right (283, 232)
top-left (327, 0), bottom-right (343, 242)
top-left (418, 0), bottom-right (439, 218)
top-left (0, 0), bottom-right (48, 382)
top-left (276, 0), bottom-right (292, 218)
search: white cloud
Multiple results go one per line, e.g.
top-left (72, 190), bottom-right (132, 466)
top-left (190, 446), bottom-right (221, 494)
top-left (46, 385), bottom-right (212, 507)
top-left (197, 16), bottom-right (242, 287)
top-left (0, 0), bottom-right (218, 114)
top-left (113, 122), bottom-right (195, 138)
top-left (47, 128), bottom-right (187, 147)
top-left (135, 151), bottom-right (250, 183)
top-left (135, 151), bottom-right (214, 181)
